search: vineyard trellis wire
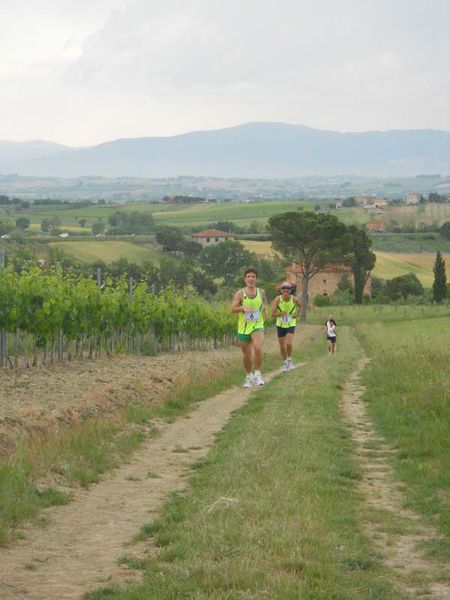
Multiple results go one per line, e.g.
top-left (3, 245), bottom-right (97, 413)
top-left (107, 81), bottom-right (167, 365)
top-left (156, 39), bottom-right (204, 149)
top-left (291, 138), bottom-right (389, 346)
top-left (0, 268), bottom-right (236, 369)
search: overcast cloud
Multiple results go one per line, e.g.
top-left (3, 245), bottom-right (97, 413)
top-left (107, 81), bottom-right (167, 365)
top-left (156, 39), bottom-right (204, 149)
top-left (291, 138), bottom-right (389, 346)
top-left (0, 0), bottom-right (449, 145)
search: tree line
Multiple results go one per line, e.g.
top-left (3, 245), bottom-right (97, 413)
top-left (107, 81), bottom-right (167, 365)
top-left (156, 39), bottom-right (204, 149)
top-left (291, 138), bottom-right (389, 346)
top-left (1, 210), bottom-right (448, 316)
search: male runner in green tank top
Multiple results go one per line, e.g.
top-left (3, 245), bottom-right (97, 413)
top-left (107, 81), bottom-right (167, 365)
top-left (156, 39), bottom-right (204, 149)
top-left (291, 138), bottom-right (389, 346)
top-left (271, 282), bottom-right (302, 371)
top-left (231, 267), bottom-right (268, 388)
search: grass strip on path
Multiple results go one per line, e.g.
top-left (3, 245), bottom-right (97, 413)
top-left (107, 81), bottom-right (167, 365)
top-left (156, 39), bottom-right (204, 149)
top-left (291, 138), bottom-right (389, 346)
top-left (90, 327), bottom-right (398, 599)
top-left (355, 316), bottom-right (450, 561)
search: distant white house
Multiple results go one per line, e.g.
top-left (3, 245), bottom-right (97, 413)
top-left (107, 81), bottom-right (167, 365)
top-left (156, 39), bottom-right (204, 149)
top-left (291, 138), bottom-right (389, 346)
top-left (355, 194), bottom-right (376, 207)
top-left (59, 232), bottom-right (70, 238)
top-left (191, 229), bottom-right (234, 247)
top-left (406, 193), bottom-right (421, 205)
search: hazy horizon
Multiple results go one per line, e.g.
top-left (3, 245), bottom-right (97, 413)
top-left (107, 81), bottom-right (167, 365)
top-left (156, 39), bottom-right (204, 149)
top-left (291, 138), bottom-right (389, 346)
top-left (1, 1), bottom-right (449, 146)
top-left (2, 120), bottom-right (450, 149)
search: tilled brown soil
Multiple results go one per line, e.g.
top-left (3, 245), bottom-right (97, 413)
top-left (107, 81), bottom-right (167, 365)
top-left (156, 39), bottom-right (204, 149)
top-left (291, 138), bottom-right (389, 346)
top-left (0, 345), bottom-right (240, 457)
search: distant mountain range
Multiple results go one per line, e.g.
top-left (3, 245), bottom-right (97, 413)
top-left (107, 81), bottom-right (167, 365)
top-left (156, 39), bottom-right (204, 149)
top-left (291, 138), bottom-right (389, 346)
top-left (1, 122), bottom-right (449, 178)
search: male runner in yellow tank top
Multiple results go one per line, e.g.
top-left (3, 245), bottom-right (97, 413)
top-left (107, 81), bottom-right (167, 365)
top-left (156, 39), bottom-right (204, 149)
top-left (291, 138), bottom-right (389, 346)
top-left (271, 282), bottom-right (302, 371)
top-left (231, 267), bottom-right (268, 388)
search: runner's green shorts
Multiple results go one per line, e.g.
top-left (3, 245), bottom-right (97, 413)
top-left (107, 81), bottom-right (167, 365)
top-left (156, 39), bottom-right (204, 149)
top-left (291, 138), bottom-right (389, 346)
top-left (236, 328), bottom-right (265, 342)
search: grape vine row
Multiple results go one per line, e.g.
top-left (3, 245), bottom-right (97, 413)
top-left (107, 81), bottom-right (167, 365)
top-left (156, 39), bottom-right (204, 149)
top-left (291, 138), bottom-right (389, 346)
top-left (0, 269), bottom-right (236, 368)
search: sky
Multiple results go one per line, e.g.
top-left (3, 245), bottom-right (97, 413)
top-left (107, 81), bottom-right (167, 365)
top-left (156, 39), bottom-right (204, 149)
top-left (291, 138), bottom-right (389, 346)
top-left (1, 0), bottom-right (449, 146)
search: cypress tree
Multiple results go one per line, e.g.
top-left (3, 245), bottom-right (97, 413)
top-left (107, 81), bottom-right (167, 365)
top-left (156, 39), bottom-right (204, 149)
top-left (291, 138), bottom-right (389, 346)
top-left (432, 250), bottom-right (447, 303)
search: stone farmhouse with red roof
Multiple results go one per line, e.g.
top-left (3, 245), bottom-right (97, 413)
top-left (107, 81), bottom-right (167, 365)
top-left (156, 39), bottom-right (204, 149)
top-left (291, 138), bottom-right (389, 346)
top-left (285, 262), bottom-right (371, 301)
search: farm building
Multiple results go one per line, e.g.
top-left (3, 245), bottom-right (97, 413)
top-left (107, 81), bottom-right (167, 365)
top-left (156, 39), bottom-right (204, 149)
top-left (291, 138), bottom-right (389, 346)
top-left (285, 263), bottom-right (371, 300)
top-left (355, 194), bottom-right (376, 207)
top-left (372, 198), bottom-right (388, 209)
top-left (406, 193), bottom-right (421, 205)
top-left (355, 195), bottom-right (388, 208)
top-left (365, 220), bottom-right (386, 233)
top-left (191, 229), bottom-right (234, 247)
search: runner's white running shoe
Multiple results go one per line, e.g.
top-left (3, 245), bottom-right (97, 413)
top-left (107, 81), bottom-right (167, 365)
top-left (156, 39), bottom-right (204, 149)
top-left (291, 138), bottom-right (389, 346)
top-left (282, 360), bottom-right (290, 372)
top-left (253, 372), bottom-right (265, 386)
top-left (286, 357), bottom-right (295, 370)
top-left (243, 375), bottom-right (253, 388)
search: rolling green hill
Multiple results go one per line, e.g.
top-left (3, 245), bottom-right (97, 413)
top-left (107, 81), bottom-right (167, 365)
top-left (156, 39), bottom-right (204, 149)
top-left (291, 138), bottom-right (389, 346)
top-left (151, 200), bottom-right (309, 229)
top-left (48, 241), bottom-right (161, 265)
top-left (372, 252), bottom-right (450, 286)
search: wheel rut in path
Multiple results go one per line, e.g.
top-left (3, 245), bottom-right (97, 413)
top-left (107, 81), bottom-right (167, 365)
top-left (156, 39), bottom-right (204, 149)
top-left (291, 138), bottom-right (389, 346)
top-left (0, 369), bottom-right (284, 600)
top-left (341, 356), bottom-right (449, 599)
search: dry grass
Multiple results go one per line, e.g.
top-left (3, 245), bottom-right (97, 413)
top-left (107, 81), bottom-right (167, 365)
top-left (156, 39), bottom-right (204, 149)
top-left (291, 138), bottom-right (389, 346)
top-left (373, 252), bottom-right (450, 285)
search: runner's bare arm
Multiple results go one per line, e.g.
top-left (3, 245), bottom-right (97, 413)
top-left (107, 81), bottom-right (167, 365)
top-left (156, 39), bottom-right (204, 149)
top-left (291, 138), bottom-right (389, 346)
top-left (231, 290), bottom-right (245, 313)
top-left (260, 288), bottom-right (269, 319)
top-left (271, 296), bottom-right (281, 317)
top-left (293, 296), bottom-right (302, 318)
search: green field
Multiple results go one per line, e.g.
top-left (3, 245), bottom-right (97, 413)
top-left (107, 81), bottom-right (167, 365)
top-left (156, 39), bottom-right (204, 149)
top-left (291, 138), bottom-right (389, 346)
top-left (370, 232), bottom-right (450, 253)
top-left (242, 240), bottom-right (449, 286)
top-left (48, 241), bottom-right (161, 264)
top-left (3, 200), bottom-right (450, 281)
top-left (151, 199), bottom-right (309, 228)
top-left (0, 202), bottom-right (183, 231)
top-left (48, 237), bottom-right (450, 286)
top-left (372, 251), bottom-right (450, 286)
top-left (389, 202), bottom-right (450, 225)
top-left (336, 203), bottom-right (450, 228)
top-left (21, 230), bottom-right (450, 285)
top-left (3, 199), bottom-right (450, 235)
top-left (150, 201), bottom-right (450, 230)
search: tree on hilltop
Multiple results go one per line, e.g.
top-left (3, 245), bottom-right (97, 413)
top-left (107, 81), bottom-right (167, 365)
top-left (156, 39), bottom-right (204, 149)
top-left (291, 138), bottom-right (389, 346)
top-left (156, 226), bottom-right (202, 257)
top-left (107, 211), bottom-right (155, 235)
top-left (15, 217), bottom-right (30, 230)
top-left (439, 221), bottom-right (450, 241)
top-left (347, 225), bottom-right (376, 304)
top-left (41, 216), bottom-right (61, 233)
top-left (92, 221), bottom-right (106, 236)
top-left (432, 250), bottom-right (447, 303)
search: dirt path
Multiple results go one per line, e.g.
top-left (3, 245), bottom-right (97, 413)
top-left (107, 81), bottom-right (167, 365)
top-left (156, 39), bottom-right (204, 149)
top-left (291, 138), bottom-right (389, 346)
top-left (0, 367), bottom-right (283, 599)
top-left (341, 356), bottom-right (449, 599)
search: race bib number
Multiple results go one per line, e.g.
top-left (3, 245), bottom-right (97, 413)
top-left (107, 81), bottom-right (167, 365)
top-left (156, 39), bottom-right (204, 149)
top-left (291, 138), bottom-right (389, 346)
top-left (280, 314), bottom-right (292, 324)
top-left (244, 310), bottom-right (260, 322)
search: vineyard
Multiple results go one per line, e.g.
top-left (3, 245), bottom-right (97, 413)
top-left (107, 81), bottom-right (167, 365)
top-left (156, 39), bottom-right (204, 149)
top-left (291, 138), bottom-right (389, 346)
top-left (0, 268), bottom-right (235, 368)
